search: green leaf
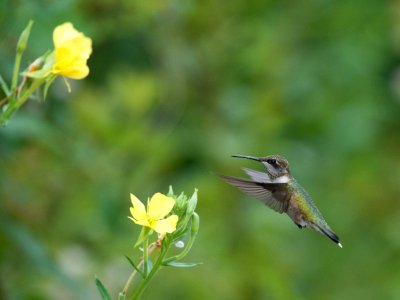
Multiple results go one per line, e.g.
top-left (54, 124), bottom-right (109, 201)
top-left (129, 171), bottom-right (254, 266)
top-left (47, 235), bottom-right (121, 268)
top-left (125, 255), bottom-right (144, 278)
top-left (0, 73), bottom-right (10, 96)
top-left (95, 276), bottom-right (112, 300)
top-left (186, 189), bottom-right (198, 216)
top-left (20, 50), bottom-right (52, 79)
top-left (118, 292), bottom-right (126, 300)
top-left (41, 50), bottom-right (55, 71)
top-left (164, 261), bottom-right (202, 268)
top-left (22, 69), bottom-right (50, 79)
top-left (43, 75), bottom-right (56, 100)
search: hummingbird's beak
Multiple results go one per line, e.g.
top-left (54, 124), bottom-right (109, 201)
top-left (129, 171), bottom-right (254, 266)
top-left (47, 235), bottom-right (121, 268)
top-left (231, 154), bottom-right (261, 162)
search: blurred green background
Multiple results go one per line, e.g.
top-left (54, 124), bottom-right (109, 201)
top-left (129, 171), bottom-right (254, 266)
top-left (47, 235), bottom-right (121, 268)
top-left (1, 0), bottom-right (400, 299)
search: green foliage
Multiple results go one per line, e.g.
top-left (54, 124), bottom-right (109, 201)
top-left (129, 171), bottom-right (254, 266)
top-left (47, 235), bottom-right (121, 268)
top-left (1, 0), bottom-right (400, 299)
top-left (95, 277), bottom-right (112, 300)
top-left (125, 256), bottom-right (144, 278)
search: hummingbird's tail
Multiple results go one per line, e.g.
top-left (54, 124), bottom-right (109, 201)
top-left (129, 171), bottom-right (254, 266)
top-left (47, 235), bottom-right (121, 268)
top-left (315, 224), bottom-right (343, 248)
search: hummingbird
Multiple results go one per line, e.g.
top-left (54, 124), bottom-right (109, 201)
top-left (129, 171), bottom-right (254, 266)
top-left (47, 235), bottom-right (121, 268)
top-left (220, 154), bottom-right (342, 248)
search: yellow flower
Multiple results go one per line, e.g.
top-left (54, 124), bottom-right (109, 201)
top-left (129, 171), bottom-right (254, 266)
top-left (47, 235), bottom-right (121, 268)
top-left (129, 193), bottom-right (179, 234)
top-left (51, 22), bottom-right (92, 79)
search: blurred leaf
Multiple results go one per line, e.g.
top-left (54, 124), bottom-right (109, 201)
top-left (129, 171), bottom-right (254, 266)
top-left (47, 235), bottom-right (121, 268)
top-left (164, 261), bottom-right (201, 268)
top-left (43, 74), bottom-right (56, 99)
top-left (22, 69), bottom-right (49, 79)
top-left (95, 277), bottom-right (112, 300)
top-left (125, 255), bottom-right (144, 278)
top-left (0, 73), bottom-right (10, 95)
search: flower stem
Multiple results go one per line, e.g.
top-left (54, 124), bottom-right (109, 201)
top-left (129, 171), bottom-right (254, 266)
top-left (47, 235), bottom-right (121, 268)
top-left (122, 260), bottom-right (143, 295)
top-left (143, 236), bottom-right (149, 277)
top-left (11, 49), bottom-right (23, 94)
top-left (14, 78), bottom-right (46, 109)
top-left (163, 213), bottom-right (199, 264)
top-left (121, 242), bottom-right (158, 296)
top-left (0, 78), bottom-right (45, 125)
top-left (131, 247), bottom-right (167, 300)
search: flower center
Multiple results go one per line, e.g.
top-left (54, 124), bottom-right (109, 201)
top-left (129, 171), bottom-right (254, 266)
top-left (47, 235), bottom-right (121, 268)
top-left (147, 215), bottom-right (159, 228)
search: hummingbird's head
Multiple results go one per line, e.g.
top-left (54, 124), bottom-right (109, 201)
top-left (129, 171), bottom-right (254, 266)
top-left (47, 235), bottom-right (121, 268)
top-left (260, 155), bottom-right (290, 178)
top-left (231, 154), bottom-right (291, 179)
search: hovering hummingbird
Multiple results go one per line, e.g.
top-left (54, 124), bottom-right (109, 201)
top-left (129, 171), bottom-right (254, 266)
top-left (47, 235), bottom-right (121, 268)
top-left (220, 154), bottom-right (342, 248)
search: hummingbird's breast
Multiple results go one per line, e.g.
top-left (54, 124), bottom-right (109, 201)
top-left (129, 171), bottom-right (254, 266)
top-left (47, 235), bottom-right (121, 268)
top-left (287, 179), bottom-right (326, 226)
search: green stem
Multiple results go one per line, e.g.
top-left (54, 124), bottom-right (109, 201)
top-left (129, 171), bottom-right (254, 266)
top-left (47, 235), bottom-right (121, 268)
top-left (15, 78), bottom-right (45, 109)
top-left (163, 235), bottom-right (195, 264)
top-left (121, 242), bottom-right (157, 296)
top-left (11, 53), bottom-right (22, 94)
top-left (142, 236), bottom-right (149, 277)
top-left (0, 78), bottom-right (45, 125)
top-left (163, 212), bottom-right (200, 264)
top-left (122, 261), bottom-right (143, 296)
top-left (131, 247), bottom-right (168, 300)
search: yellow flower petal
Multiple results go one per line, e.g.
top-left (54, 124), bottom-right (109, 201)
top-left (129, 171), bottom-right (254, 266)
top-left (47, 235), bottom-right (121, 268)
top-left (130, 194), bottom-right (148, 223)
top-left (51, 22), bottom-right (92, 80)
top-left (128, 216), bottom-right (149, 227)
top-left (153, 215), bottom-right (178, 234)
top-left (53, 22), bottom-right (83, 48)
top-left (147, 193), bottom-right (175, 219)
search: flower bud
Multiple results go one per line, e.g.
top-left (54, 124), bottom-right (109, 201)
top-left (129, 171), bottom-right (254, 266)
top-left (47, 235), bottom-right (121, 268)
top-left (17, 20), bottom-right (33, 53)
top-left (186, 189), bottom-right (198, 216)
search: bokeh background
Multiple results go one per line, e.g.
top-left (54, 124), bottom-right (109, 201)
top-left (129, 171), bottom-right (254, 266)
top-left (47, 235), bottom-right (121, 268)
top-left (1, 1), bottom-right (400, 299)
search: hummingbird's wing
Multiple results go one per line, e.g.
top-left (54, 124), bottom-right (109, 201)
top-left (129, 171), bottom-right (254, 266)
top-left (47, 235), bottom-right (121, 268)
top-left (241, 167), bottom-right (273, 183)
top-left (242, 168), bottom-right (290, 183)
top-left (219, 175), bottom-right (290, 213)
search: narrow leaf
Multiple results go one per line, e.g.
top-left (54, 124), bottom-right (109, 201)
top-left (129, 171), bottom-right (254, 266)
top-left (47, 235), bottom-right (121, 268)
top-left (43, 75), bottom-right (56, 100)
top-left (118, 292), bottom-right (126, 300)
top-left (125, 255), bottom-right (144, 278)
top-left (95, 277), bottom-right (112, 300)
top-left (0, 74), bottom-right (10, 96)
top-left (164, 261), bottom-right (202, 268)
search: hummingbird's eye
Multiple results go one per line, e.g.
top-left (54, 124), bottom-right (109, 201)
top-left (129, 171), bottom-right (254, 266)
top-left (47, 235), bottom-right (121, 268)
top-left (267, 159), bottom-right (277, 165)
